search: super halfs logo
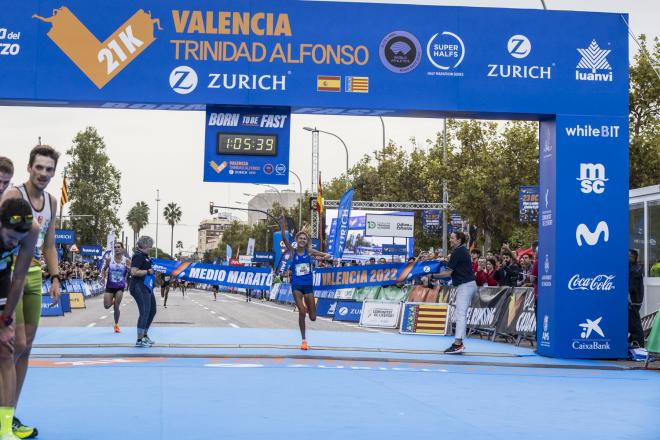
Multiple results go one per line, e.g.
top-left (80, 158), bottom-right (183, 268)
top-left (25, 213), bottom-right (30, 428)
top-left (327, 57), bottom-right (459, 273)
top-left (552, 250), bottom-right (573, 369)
top-left (33, 7), bottom-right (162, 89)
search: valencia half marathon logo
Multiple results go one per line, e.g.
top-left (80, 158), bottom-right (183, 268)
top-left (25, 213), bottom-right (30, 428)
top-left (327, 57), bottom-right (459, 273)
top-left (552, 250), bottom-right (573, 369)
top-left (33, 7), bottom-right (162, 89)
top-left (576, 40), bottom-right (612, 82)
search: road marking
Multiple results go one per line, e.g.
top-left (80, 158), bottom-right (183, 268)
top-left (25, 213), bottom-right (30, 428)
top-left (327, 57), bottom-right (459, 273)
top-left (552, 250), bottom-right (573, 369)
top-left (99, 315), bottom-right (108, 320)
top-left (204, 307), bottom-right (209, 310)
top-left (229, 323), bottom-right (240, 328)
top-left (218, 317), bottom-right (227, 321)
top-left (210, 311), bottom-right (216, 314)
top-left (86, 323), bottom-right (96, 327)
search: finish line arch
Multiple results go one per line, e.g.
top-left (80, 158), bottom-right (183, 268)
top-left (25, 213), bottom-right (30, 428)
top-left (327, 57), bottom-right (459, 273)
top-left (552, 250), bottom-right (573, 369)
top-left (1, 1), bottom-right (629, 359)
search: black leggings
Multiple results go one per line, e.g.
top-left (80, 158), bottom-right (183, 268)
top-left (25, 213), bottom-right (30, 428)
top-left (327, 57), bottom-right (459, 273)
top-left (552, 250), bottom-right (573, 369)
top-left (129, 280), bottom-right (156, 336)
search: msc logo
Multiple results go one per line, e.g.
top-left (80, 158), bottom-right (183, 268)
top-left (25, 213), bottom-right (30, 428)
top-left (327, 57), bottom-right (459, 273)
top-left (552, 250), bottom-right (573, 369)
top-left (575, 221), bottom-right (609, 247)
top-left (577, 163), bottom-right (608, 194)
top-left (33, 7), bottom-right (162, 89)
top-left (576, 40), bottom-right (613, 82)
top-left (169, 66), bottom-right (198, 94)
top-left (507, 35), bottom-right (531, 58)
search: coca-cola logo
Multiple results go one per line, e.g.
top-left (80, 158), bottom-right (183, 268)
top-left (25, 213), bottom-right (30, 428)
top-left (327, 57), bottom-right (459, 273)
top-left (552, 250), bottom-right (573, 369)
top-left (568, 274), bottom-right (615, 291)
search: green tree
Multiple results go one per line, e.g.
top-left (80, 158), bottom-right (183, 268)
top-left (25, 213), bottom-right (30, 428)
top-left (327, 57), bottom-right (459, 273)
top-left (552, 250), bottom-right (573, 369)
top-left (629, 35), bottom-right (660, 189)
top-left (126, 201), bottom-right (149, 248)
top-left (163, 202), bottom-right (182, 258)
top-left (65, 127), bottom-right (121, 245)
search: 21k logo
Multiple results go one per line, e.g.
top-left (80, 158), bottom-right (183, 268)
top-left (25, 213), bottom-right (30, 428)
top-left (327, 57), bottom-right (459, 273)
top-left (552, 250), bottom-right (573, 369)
top-left (33, 7), bottom-right (162, 89)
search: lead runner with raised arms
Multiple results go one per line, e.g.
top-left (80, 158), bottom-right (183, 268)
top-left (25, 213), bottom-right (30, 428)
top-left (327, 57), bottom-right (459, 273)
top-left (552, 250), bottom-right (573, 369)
top-left (278, 216), bottom-right (331, 350)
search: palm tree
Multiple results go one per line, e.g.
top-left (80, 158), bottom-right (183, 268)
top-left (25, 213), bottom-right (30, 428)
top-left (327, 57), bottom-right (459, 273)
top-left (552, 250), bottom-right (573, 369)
top-left (176, 240), bottom-right (184, 259)
top-left (126, 201), bottom-right (150, 247)
top-left (163, 202), bottom-right (182, 258)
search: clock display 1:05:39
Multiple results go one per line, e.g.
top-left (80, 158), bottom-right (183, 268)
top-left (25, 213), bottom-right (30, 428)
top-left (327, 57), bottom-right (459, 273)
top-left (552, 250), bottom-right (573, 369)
top-left (216, 133), bottom-right (278, 156)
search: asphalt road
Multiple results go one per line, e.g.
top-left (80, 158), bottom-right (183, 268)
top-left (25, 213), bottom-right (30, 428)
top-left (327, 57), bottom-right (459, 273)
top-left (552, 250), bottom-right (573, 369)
top-left (40, 288), bottom-right (388, 333)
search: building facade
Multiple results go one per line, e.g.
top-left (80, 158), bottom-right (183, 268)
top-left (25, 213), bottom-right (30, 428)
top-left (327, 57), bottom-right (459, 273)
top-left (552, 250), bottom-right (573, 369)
top-left (247, 190), bottom-right (302, 225)
top-left (197, 213), bottom-right (241, 257)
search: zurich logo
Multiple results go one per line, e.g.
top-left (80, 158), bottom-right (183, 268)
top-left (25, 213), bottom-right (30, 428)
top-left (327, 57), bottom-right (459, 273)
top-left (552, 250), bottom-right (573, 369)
top-left (507, 35), bottom-right (531, 58)
top-left (169, 66), bottom-right (198, 95)
top-left (575, 221), bottom-right (609, 246)
top-left (423, 266), bottom-right (431, 273)
top-left (338, 307), bottom-right (349, 316)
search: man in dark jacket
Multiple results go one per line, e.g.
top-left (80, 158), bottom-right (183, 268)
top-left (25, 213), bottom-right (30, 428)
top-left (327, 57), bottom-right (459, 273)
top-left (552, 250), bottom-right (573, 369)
top-left (628, 249), bottom-right (644, 348)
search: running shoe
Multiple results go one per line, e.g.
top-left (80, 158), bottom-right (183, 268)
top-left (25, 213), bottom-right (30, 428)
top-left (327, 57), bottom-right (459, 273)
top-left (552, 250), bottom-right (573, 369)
top-left (300, 340), bottom-right (309, 351)
top-left (114, 324), bottom-right (121, 333)
top-left (443, 343), bottom-right (464, 354)
top-left (12, 417), bottom-right (37, 439)
top-left (142, 335), bottom-right (155, 346)
top-left (135, 339), bottom-right (149, 348)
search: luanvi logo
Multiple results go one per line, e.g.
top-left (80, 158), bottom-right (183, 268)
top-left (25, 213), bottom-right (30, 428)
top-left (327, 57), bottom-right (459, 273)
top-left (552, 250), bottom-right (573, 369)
top-left (576, 40), bottom-right (612, 82)
top-left (33, 7), bottom-right (162, 89)
top-left (575, 221), bottom-right (609, 246)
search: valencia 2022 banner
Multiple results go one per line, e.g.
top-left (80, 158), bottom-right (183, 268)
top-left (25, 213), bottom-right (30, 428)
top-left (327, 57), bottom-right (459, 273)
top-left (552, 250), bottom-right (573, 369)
top-left (313, 261), bottom-right (444, 289)
top-left (153, 259), bottom-right (272, 290)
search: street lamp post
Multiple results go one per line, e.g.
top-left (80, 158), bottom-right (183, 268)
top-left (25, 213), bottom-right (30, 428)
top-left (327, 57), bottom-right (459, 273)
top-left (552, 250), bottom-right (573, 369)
top-left (378, 116), bottom-right (386, 151)
top-left (303, 127), bottom-right (349, 176)
top-left (155, 189), bottom-right (160, 258)
top-left (289, 169), bottom-right (303, 229)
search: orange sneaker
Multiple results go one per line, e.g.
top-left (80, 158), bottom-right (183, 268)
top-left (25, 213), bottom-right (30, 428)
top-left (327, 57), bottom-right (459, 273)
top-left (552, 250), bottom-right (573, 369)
top-left (114, 324), bottom-right (121, 333)
top-left (300, 340), bottom-right (308, 350)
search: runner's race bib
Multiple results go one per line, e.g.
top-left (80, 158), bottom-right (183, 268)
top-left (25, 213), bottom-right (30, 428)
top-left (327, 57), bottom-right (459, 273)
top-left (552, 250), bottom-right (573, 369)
top-left (295, 263), bottom-right (311, 276)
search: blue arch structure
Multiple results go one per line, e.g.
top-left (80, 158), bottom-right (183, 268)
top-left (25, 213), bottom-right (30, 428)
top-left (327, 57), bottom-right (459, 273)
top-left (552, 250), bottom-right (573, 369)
top-left (0, 0), bottom-right (629, 358)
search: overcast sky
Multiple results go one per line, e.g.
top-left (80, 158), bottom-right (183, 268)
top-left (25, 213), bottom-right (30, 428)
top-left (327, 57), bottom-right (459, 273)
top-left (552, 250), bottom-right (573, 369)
top-left (1, 0), bottom-right (657, 254)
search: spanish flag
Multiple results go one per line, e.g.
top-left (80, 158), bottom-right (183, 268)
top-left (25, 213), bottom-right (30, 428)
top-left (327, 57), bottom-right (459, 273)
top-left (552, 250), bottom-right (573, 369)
top-left (60, 174), bottom-right (69, 209)
top-left (317, 75), bottom-right (341, 92)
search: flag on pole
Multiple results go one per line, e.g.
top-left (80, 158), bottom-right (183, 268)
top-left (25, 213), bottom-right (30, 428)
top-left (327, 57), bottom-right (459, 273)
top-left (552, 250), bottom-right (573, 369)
top-left (60, 174), bottom-right (69, 209)
top-left (316, 173), bottom-right (324, 249)
top-left (331, 188), bottom-right (354, 259)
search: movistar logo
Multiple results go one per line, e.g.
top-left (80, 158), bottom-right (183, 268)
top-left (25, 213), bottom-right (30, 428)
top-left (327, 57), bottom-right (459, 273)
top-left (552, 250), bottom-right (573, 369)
top-left (576, 40), bottom-right (612, 82)
top-left (575, 221), bottom-right (609, 247)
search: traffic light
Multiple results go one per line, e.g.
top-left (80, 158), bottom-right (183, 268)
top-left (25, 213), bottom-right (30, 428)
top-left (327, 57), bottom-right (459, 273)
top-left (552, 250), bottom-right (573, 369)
top-left (209, 202), bottom-right (214, 215)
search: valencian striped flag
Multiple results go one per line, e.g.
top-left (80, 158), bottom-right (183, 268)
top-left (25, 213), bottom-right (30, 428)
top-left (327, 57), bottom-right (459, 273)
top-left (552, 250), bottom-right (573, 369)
top-left (316, 173), bottom-right (324, 247)
top-left (60, 174), bottom-right (69, 209)
top-left (345, 76), bottom-right (369, 93)
top-left (401, 303), bottom-right (449, 335)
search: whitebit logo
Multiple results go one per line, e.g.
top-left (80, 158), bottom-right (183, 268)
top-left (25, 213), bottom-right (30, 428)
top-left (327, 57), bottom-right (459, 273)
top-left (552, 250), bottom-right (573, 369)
top-left (507, 35), bottom-right (531, 58)
top-left (577, 163), bottom-right (608, 194)
top-left (579, 316), bottom-right (604, 339)
top-left (575, 221), bottom-right (609, 246)
top-left (576, 40), bottom-right (612, 82)
top-left (169, 66), bottom-right (198, 94)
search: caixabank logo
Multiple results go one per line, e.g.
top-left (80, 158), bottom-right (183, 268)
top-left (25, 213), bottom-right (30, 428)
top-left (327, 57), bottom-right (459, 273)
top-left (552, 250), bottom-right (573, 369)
top-left (33, 7), bottom-right (162, 89)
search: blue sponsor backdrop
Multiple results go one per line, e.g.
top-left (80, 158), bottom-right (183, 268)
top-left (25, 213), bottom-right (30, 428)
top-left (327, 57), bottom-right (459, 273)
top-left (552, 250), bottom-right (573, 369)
top-left (315, 297), bottom-right (337, 317)
top-left (153, 258), bottom-right (273, 290)
top-left (0, 0), bottom-right (629, 358)
top-left (0, 1), bottom-right (627, 117)
top-left (54, 229), bottom-right (75, 245)
top-left (40, 295), bottom-right (63, 316)
top-left (203, 106), bottom-right (290, 184)
top-left (253, 251), bottom-right (275, 263)
top-left (332, 301), bottom-right (363, 323)
top-left (382, 244), bottom-right (407, 256)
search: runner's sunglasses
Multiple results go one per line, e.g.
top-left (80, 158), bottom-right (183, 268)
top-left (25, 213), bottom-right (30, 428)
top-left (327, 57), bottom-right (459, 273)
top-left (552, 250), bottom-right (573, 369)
top-left (7, 214), bottom-right (34, 225)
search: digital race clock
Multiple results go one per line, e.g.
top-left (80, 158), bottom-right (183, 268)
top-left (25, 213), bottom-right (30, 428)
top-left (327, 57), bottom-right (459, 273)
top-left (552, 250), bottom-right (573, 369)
top-left (216, 133), bottom-right (278, 156)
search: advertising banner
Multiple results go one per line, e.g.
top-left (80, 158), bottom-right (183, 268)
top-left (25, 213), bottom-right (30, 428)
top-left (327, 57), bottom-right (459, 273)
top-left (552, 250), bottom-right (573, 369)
top-left (204, 106), bottom-right (290, 184)
top-left (80, 245), bottom-right (103, 257)
top-left (40, 295), bottom-right (63, 316)
top-left (68, 292), bottom-right (86, 309)
top-left (153, 259), bottom-right (272, 290)
top-left (359, 301), bottom-right (402, 328)
top-left (519, 186), bottom-right (539, 223)
top-left (496, 287), bottom-right (536, 336)
top-left (253, 251), bottom-right (275, 263)
top-left (331, 188), bottom-right (354, 259)
top-left (332, 301), bottom-right (363, 322)
top-left (382, 244), bottom-right (407, 255)
top-left (325, 209), bottom-right (413, 262)
top-left (400, 303), bottom-right (449, 335)
top-left (313, 261), bottom-right (444, 289)
top-left (246, 238), bottom-right (256, 256)
top-left (422, 210), bottom-right (442, 234)
top-left (466, 286), bottom-right (510, 330)
top-left (315, 297), bottom-right (338, 317)
top-left (365, 214), bottom-right (414, 238)
top-left (60, 292), bottom-right (71, 313)
top-left (55, 229), bottom-right (75, 245)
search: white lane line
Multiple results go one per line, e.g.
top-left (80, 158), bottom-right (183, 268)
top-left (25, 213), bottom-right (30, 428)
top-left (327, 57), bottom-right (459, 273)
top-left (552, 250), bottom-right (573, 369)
top-left (218, 316), bottom-right (227, 321)
top-left (229, 323), bottom-right (240, 328)
top-left (99, 315), bottom-right (108, 320)
top-left (210, 311), bottom-right (216, 314)
top-left (86, 323), bottom-right (96, 327)
top-left (204, 307), bottom-right (209, 310)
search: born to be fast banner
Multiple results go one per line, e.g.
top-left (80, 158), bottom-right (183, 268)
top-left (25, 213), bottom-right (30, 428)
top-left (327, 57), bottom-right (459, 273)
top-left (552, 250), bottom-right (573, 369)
top-left (313, 261), bottom-right (445, 289)
top-left (152, 259), bottom-right (273, 290)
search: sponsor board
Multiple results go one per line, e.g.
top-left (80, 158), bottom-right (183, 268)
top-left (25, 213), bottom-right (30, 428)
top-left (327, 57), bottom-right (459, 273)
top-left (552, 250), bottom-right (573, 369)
top-left (572, 316), bottom-right (611, 351)
top-left (365, 214), bottom-right (414, 238)
top-left (55, 229), bottom-right (75, 245)
top-left (68, 292), bottom-right (86, 309)
top-left (379, 30), bottom-right (421, 73)
top-left (487, 34), bottom-right (553, 80)
top-left (567, 274), bottom-right (615, 292)
top-left (41, 295), bottom-right (64, 316)
top-left (426, 31), bottom-right (464, 76)
top-left (332, 300), bottom-right (363, 322)
top-left (359, 301), bottom-right (402, 328)
top-left (577, 163), bottom-right (607, 194)
top-left (575, 221), bottom-right (609, 247)
top-left (576, 40), bottom-right (613, 82)
top-left (80, 245), bottom-right (103, 257)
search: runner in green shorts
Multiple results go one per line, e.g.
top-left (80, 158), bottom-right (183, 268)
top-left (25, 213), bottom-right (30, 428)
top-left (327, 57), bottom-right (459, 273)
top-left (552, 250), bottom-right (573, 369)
top-left (3, 145), bottom-right (61, 439)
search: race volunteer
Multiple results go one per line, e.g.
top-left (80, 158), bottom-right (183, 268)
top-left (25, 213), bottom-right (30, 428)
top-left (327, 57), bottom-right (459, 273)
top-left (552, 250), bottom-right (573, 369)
top-left (101, 242), bottom-right (130, 333)
top-left (129, 236), bottom-right (157, 348)
top-left (432, 231), bottom-right (477, 354)
top-left (2, 145), bottom-right (61, 439)
top-left (0, 199), bottom-right (39, 440)
top-left (279, 216), bottom-right (331, 350)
